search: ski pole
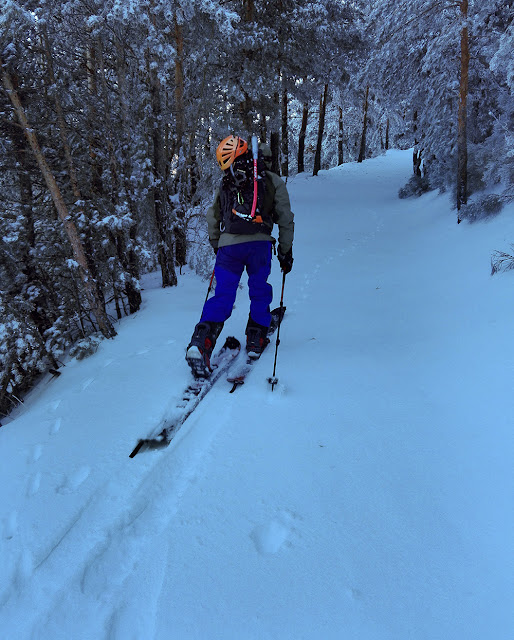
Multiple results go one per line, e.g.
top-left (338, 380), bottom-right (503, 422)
top-left (204, 268), bottom-right (215, 304)
top-left (268, 272), bottom-right (286, 391)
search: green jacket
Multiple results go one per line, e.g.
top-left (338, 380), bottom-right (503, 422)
top-left (206, 171), bottom-right (294, 254)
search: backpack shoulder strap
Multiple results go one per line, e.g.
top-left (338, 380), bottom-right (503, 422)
top-left (263, 171), bottom-right (278, 221)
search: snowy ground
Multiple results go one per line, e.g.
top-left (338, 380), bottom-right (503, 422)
top-left (1, 150), bottom-right (513, 639)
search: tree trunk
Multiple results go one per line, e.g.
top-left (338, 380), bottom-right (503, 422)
top-left (259, 113), bottom-right (267, 144)
top-left (95, 36), bottom-right (120, 203)
top-left (338, 107), bottom-right (344, 166)
top-left (10, 121), bottom-right (57, 337)
top-left (46, 30), bottom-right (107, 313)
top-left (385, 117), bottom-right (390, 151)
top-left (239, 1), bottom-right (255, 131)
top-left (146, 43), bottom-right (177, 287)
top-left (85, 44), bottom-right (104, 195)
top-left (186, 132), bottom-right (200, 201)
top-left (43, 28), bottom-right (83, 201)
top-left (412, 109), bottom-right (422, 176)
top-left (0, 355), bottom-right (15, 419)
top-left (298, 102), bottom-right (308, 173)
top-left (95, 36), bottom-right (141, 313)
top-left (115, 41), bottom-right (142, 313)
top-left (174, 17), bottom-right (185, 152)
top-left (240, 92), bottom-right (253, 133)
top-left (281, 89), bottom-right (289, 177)
top-left (6, 117), bottom-right (58, 351)
top-left (172, 16), bottom-right (188, 270)
top-left (1, 62), bottom-right (116, 338)
top-left (358, 85), bottom-right (369, 163)
top-left (244, 0), bottom-right (254, 22)
top-left (457, 0), bottom-right (469, 217)
top-left (313, 83), bottom-right (328, 176)
top-left (270, 131), bottom-right (280, 175)
top-left (268, 92), bottom-right (281, 174)
top-left (115, 42), bottom-right (135, 205)
top-left (413, 149), bottom-right (422, 177)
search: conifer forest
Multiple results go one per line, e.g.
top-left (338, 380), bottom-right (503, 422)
top-left (1, 0), bottom-right (513, 418)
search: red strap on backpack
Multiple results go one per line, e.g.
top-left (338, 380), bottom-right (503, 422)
top-left (251, 135), bottom-right (258, 218)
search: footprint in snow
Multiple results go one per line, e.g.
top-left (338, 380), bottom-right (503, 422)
top-left (49, 399), bottom-right (61, 412)
top-left (31, 444), bottom-right (43, 463)
top-left (57, 466), bottom-right (91, 495)
top-left (251, 511), bottom-right (298, 555)
top-left (346, 587), bottom-right (364, 601)
top-left (27, 472), bottom-right (41, 497)
top-left (2, 511), bottom-right (18, 540)
top-left (50, 418), bottom-right (62, 435)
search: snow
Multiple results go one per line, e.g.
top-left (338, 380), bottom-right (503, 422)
top-left (1, 150), bottom-right (513, 639)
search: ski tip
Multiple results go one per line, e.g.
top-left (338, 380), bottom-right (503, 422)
top-left (129, 440), bottom-right (145, 458)
top-left (129, 435), bottom-right (170, 457)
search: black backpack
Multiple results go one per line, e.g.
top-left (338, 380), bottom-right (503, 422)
top-left (219, 151), bottom-right (275, 235)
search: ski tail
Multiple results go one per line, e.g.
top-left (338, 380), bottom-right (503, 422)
top-left (269, 304), bottom-right (285, 333)
top-left (226, 306), bottom-right (285, 393)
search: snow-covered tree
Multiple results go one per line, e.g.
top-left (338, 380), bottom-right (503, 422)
top-left (365, 0), bottom-right (513, 212)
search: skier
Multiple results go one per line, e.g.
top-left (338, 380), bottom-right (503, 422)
top-left (186, 135), bottom-right (294, 377)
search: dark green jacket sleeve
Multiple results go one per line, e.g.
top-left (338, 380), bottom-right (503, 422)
top-left (206, 188), bottom-right (221, 250)
top-left (269, 172), bottom-right (294, 254)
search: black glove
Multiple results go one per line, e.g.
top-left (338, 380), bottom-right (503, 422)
top-left (277, 247), bottom-right (293, 274)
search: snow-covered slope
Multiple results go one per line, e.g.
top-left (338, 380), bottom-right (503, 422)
top-left (1, 150), bottom-right (513, 639)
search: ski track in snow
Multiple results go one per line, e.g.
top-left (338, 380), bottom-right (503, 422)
top-left (81, 377), bottom-right (95, 391)
top-left (1, 382), bottom-right (238, 637)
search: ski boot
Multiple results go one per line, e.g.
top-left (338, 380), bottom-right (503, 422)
top-left (245, 316), bottom-right (270, 359)
top-left (186, 321), bottom-right (224, 378)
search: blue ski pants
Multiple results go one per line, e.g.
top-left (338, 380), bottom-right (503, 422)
top-left (201, 241), bottom-right (273, 327)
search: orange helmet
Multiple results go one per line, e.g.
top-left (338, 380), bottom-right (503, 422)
top-left (216, 135), bottom-right (248, 170)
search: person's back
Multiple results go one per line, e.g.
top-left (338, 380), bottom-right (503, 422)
top-left (186, 135), bottom-right (294, 378)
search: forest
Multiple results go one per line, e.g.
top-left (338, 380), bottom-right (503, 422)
top-left (1, 0), bottom-right (513, 419)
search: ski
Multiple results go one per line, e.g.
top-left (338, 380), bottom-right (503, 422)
top-left (227, 306), bottom-right (285, 393)
top-left (129, 337), bottom-right (240, 458)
